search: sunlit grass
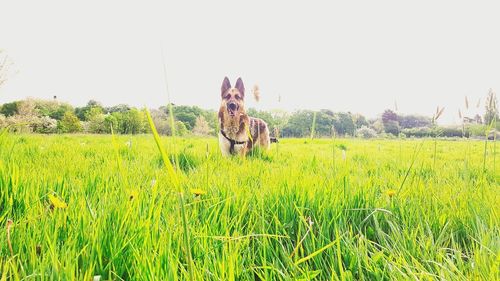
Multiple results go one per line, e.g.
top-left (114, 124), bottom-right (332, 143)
top-left (0, 134), bottom-right (498, 280)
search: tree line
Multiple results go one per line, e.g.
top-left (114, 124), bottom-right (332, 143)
top-left (0, 91), bottom-right (498, 138)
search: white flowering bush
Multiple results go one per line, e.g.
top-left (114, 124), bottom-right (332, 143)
top-left (356, 126), bottom-right (378, 139)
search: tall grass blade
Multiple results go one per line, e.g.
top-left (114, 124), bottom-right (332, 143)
top-left (145, 108), bottom-right (194, 279)
top-left (294, 236), bottom-right (340, 266)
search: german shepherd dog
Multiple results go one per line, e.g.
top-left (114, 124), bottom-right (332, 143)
top-left (218, 77), bottom-right (276, 156)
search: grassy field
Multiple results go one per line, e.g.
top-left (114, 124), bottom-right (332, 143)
top-left (0, 133), bottom-right (499, 280)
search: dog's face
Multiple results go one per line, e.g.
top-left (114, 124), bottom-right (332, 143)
top-left (220, 77), bottom-right (245, 117)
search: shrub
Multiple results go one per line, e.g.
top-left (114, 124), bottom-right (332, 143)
top-left (356, 126), bottom-right (377, 139)
top-left (87, 112), bottom-right (107, 134)
top-left (32, 116), bottom-right (58, 134)
top-left (401, 127), bottom-right (434, 138)
top-left (192, 116), bottom-right (214, 136)
top-left (383, 120), bottom-right (400, 135)
top-left (440, 126), bottom-right (466, 138)
top-left (0, 114), bottom-right (6, 128)
top-left (58, 111), bottom-right (82, 133)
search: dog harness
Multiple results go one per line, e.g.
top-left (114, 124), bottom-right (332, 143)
top-left (220, 130), bottom-right (246, 154)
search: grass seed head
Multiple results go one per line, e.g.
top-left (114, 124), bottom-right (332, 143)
top-left (433, 106), bottom-right (445, 123)
top-left (6, 219), bottom-right (13, 256)
top-left (253, 85), bottom-right (260, 102)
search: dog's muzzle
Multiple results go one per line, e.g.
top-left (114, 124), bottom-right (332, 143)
top-left (227, 102), bottom-right (238, 116)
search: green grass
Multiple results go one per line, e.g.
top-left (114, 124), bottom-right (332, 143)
top-left (0, 134), bottom-right (499, 280)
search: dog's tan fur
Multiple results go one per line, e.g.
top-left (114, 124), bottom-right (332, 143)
top-left (218, 77), bottom-right (271, 156)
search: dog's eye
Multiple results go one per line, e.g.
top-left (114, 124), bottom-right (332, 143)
top-left (235, 95), bottom-right (241, 100)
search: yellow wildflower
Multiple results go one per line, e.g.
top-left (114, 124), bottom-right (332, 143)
top-left (190, 188), bottom-right (206, 197)
top-left (385, 189), bottom-right (396, 198)
top-left (129, 190), bottom-right (139, 200)
top-left (48, 194), bottom-right (68, 209)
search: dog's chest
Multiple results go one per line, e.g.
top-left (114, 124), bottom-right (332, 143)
top-left (218, 133), bottom-right (246, 156)
top-left (225, 125), bottom-right (240, 137)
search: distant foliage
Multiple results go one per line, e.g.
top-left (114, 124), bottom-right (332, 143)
top-left (32, 116), bottom-right (58, 134)
top-left (399, 115), bottom-right (432, 129)
top-left (0, 91), bottom-right (498, 138)
top-left (332, 112), bottom-right (356, 136)
top-left (356, 126), bottom-right (377, 138)
top-left (86, 108), bottom-right (107, 134)
top-left (383, 120), bottom-right (400, 135)
top-left (175, 121), bottom-right (188, 136)
top-left (192, 116), bottom-right (214, 136)
top-left (382, 109), bottom-right (400, 135)
top-left (401, 127), bottom-right (435, 138)
top-left (119, 109), bottom-right (145, 134)
top-left (58, 111), bottom-right (82, 133)
top-left (382, 109), bottom-right (398, 124)
top-left (34, 99), bottom-right (74, 120)
top-left (353, 113), bottom-right (369, 128)
top-left (281, 110), bottom-right (315, 137)
top-left (0, 101), bottom-right (19, 116)
top-left (0, 114), bottom-right (6, 128)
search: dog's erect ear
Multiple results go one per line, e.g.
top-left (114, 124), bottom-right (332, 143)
top-left (235, 77), bottom-right (245, 98)
top-left (221, 77), bottom-right (231, 96)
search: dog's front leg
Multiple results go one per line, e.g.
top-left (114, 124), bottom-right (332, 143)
top-left (239, 146), bottom-right (247, 158)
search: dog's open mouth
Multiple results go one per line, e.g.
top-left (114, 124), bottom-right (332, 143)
top-left (227, 103), bottom-right (238, 116)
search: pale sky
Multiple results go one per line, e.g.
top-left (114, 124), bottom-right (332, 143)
top-left (1, 1), bottom-right (499, 124)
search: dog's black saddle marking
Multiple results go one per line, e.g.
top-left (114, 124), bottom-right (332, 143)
top-left (220, 130), bottom-right (246, 154)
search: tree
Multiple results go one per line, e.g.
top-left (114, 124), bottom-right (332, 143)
top-left (371, 119), bottom-right (385, 134)
top-left (58, 111), bottom-right (82, 133)
top-left (121, 108), bottom-right (145, 134)
top-left (86, 107), bottom-right (107, 133)
top-left (0, 101), bottom-right (19, 116)
top-left (149, 109), bottom-right (189, 136)
top-left (399, 115), bottom-right (432, 129)
top-left (75, 100), bottom-right (104, 121)
top-left (192, 115), bottom-right (214, 136)
top-left (332, 112), bottom-right (355, 136)
top-left (166, 105), bottom-right (203, 130)
top-left (17, 99), bottom-right (38, 117)
top-left (103, 114), bottom-right (117, 133)
top-left (353, 114), bottom-right (369, 129)
top-left (245, 108), bottom-right (289, 136)
top-left (105, 104), bottom-right (130, 114)
top-left (175, 121), bottom-right (188, 136)
top-left (33, 99), bottom-right (73, 120)
top-left (32, 116), bottom-right (58, 134)
top-left (314, 110), bottom-right (335, 136)
top-left (383, 120), bottom-right (400, 135)
top-left (484, 89), bottom-right (498, 125)
top-left (150, 109), bottom-right (170, 135)
top-left (381, 109), bottom-right (400, 135)
top-left (382, 109), bottom-right (398, 124)
top-left (281, 110), bottom-right (315, 137)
